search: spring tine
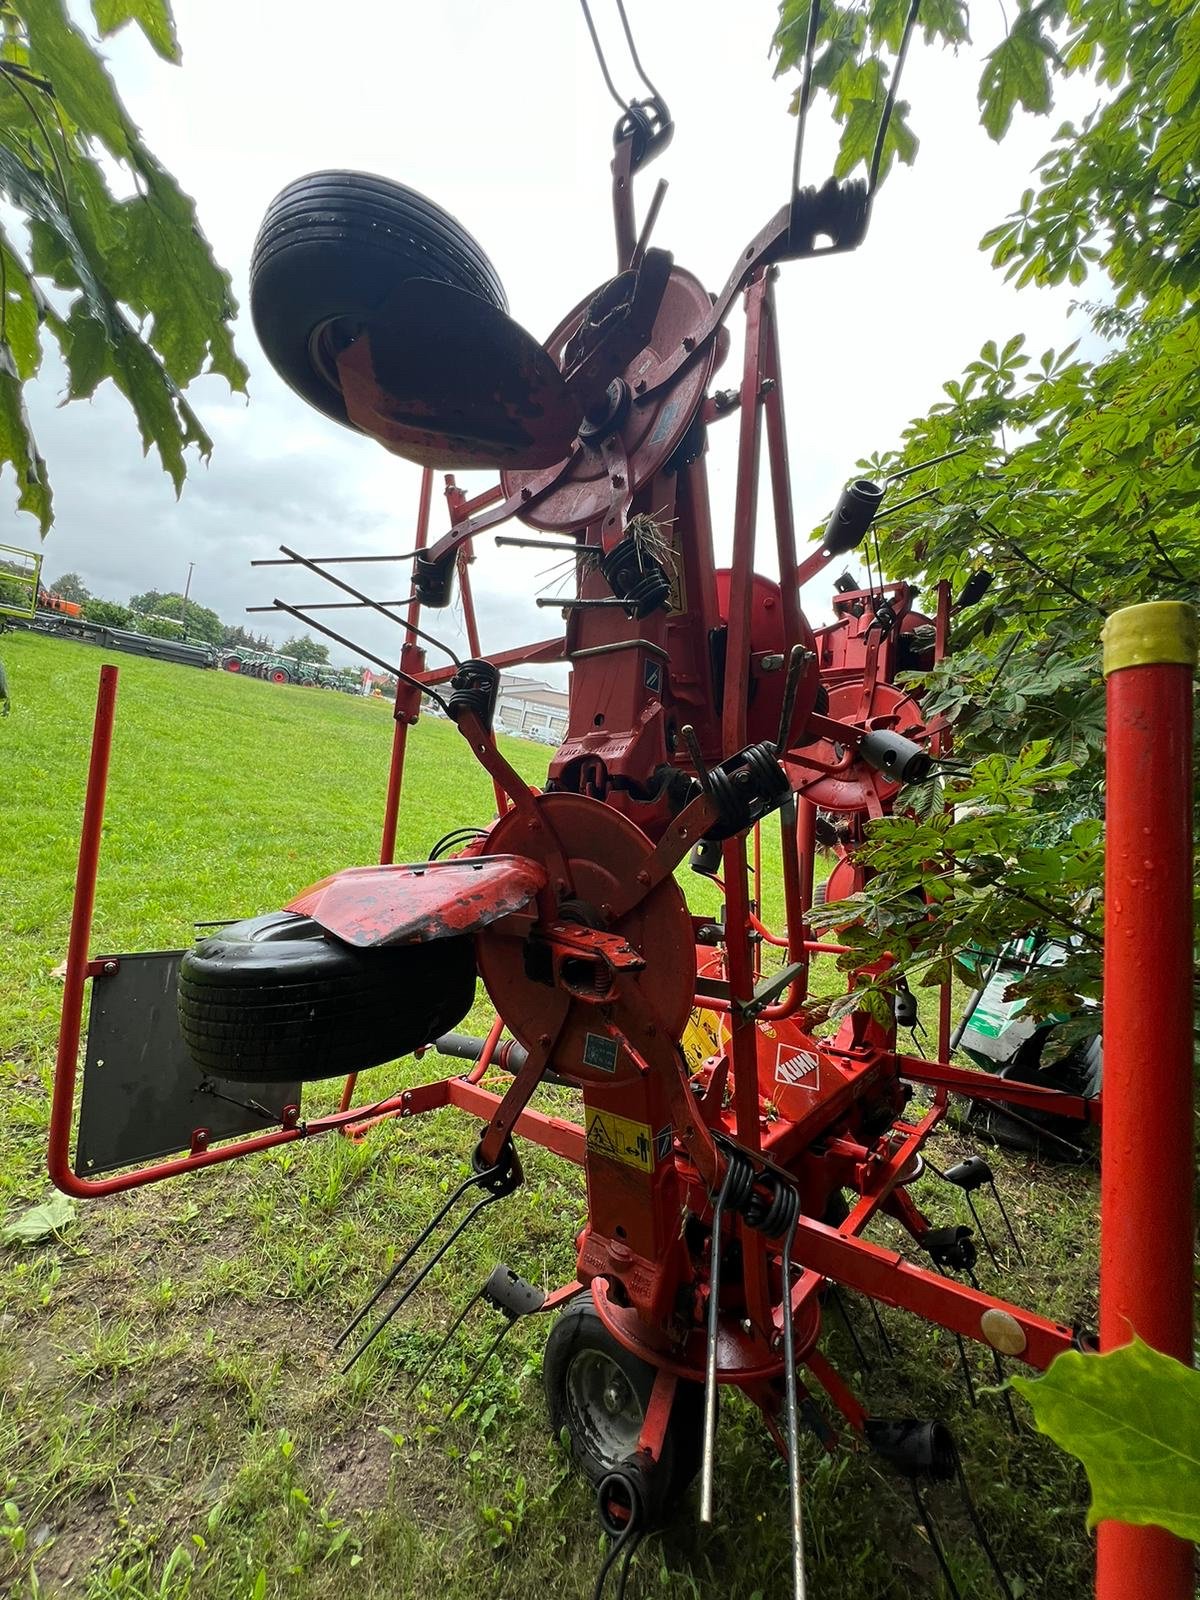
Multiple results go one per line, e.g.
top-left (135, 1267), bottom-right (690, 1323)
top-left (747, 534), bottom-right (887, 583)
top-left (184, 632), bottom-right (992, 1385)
top-left (965, 1194), bottom-right (1000, 1271)
top-left (911, 1481), bottom-right (963, 1600)
top-left (405, 1283), bottom-right (488, 1398)
top-left (340, 1193), bottom-right (497, 1373)
top-left (830, 1285), bottom-right (872, 1372)
top-left (775, 644), bottom-right (811, 756)
top-left (954, 1332), bottom-right (978, 1408)
top-left (951, 1446), bottom-right (1015, 1600)
top-left (700, 1160), bottom-right (739, 1523)
top-left (336, 1165), bottom-right (493, 1350)
top-left (445, 1318), bottom-right (516, 1420)
top-left (779, 1195), bottom-right (808, 1600)
top-left (681, 724), bottom-right (714, 795)
top-left (993, 1349), bottom-right (1019, 1434)
top-left (988, 1181), bottom-right (1026, 1264)
top-left (866, 1294), bottom-right (895, 1358)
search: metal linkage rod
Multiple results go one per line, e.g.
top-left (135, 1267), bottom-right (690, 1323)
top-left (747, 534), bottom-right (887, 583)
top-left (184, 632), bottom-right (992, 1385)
top-left (251, 551), bottom-right (422, 566)
top-left (779, 1192), bottom-right (808, 1600)
top-left (275, 543), bottom-right (461, 665)
top-left (263, 601), bottom-right (452, 714)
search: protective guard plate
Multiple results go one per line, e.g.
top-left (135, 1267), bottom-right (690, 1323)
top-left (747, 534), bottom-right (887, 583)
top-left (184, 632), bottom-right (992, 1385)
top-left (76, 951), bottom-right (300, 1177)
top-left (286, 856), bottom-right (548, 948)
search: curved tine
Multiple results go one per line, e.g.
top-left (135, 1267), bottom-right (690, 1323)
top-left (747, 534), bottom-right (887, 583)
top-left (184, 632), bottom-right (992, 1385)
top-left (952, 1445), bottom-right (1016, 1600)
top-left (614, 0), bottom-right (663, 101)
top-left (335, 1165), bottom-right (494, 1349)
top-left (700, 1157), bottom-right (741, 1523)
top-left (405, 1283), bottom-right (488, 1398)
top-left (444, 1317), bottom-right (516, 1420)
top-left (578, 0), bottom-right (628, 112)
top-left (340, 1193), bottom-right (498, 1373)
top-left (989, 1182), bottom-right (1026, 1264)
top-left (911, 1480), bottom-right (963, 1600)
top-left (779, 1190), bottom-right (808, 1600)
top-left (867, 0), bottom-right (922, 197)
top-left (788, 0), bottom-right (823, 217)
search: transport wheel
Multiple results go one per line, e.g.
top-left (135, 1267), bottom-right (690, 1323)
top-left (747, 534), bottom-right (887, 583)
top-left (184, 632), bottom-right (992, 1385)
top-left (179, 911), bottom-right (476, 1083)
top-left (269, 667), bottom-right (291, 685)
top-left (224, 656), bottom-right (242, 673)
top-left (250, 170), bottom-right (507, 428)
top-left (544, 1300), bottom-right (703, 1518)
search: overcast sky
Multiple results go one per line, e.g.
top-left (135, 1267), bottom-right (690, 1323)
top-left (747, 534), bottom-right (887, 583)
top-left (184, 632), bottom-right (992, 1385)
top-left (11, 0), bottom-right (1098, 670)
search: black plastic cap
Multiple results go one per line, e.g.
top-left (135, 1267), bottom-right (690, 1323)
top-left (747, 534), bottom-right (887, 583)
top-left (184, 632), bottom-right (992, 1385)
top-left (823, 479), bottom-right (885, 555)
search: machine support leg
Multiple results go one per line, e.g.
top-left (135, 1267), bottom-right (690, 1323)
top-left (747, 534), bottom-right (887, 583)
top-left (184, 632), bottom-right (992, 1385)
top-left (1097, 602), bottom-right (1196, 1600)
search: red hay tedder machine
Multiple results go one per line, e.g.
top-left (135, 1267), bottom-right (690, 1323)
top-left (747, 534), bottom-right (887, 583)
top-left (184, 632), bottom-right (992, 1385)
top-left (47, 7), bottom-right (1196, 1598)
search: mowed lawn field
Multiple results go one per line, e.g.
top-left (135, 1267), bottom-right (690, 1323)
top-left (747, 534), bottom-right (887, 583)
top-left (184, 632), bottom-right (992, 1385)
top-left (0, 632), bottom-right (1097, 1600)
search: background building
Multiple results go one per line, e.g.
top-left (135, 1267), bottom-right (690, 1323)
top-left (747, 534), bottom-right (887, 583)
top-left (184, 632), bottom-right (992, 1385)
top-left (495, 673), bottom-right (569, 744)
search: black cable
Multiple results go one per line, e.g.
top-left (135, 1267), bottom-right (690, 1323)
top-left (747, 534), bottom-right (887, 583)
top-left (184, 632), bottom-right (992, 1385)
top-left (868, 0), bottom-right (922, 196)
top-left (593, 1493), bottom-right (643, 1600)
top-left (615, 1531), bottom-right (644, 1600)
top-left (428, 827), bottom-right (488, 861)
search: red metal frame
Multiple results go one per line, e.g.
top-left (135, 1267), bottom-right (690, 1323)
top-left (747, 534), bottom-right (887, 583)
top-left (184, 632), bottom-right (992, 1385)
top-left (48, 122), bottom-right (1191, 1600)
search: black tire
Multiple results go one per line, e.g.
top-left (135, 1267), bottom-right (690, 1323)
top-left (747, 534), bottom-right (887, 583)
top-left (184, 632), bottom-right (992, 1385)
top-left (544, 1300), bottom-right (703, 1517)
top-left (178, 910), bottom-right (476, 1083)
top-left (250, 170), bottom-right (507, 427)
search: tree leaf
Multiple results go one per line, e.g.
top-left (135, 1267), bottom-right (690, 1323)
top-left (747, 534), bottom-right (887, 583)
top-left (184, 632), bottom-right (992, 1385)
top-left (0, 342), bottom-right (52, 531)
top-left (0, 228), bottom-right (44, 380)
top-left (90, 0), bottom-right (181, 64)
top-left (1010, 1340), bottom-right (1200, 1542)
top-left (978, 14), bottom-right (1054, 141)
top-left (22, 0), bottom-right (134, 160)
top-left (2, 1192), bottom-right (76, 1244)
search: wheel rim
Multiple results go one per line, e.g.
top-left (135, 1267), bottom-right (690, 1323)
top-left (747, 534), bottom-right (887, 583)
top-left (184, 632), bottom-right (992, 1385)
top-left (565, 1349), bottom-right (644, 1469)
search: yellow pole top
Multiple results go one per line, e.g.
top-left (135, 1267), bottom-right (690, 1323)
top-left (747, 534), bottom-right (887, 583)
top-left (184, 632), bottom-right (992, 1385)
top-left (1102, 601), bottom-right (1198, 678)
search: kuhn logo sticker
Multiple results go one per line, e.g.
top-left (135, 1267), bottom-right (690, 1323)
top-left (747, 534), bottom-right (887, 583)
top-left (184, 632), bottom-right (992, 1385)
top-left (775, 1044), bottom-right (819, 1090)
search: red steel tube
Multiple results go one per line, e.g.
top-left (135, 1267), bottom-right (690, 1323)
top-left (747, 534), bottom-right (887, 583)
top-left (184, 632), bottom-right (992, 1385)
top-left (378, 465), bottom-right (434, 868)
top-left (1097, 602), bottom-right (1196, 1600)
top-left (47, 664), bottom-right (119, 1195)
top-left (350, 469), bottom-right (436, 1115)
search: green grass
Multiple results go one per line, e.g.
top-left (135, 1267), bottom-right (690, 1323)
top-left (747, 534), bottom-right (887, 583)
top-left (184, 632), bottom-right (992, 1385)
top-left (0, 632), bottom-right (1097, 1599)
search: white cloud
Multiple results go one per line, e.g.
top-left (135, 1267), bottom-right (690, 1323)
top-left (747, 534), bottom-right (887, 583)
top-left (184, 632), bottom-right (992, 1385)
top-left (14, 0), bottom-right (1097, 668)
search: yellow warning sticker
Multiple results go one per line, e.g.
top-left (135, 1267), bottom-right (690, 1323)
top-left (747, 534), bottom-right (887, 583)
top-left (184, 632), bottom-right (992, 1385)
top-left (681, 1007), bottom-right (724, 1068)
top-left (585, 1109), bottom-right (655, 1173)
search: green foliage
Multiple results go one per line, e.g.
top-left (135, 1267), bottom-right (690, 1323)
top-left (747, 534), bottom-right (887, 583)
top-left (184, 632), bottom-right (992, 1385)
top-left (44, 568), bottom-right (87, 602)
top-left (128, 586), bottom-right (223, 644)
top-left (80, 596), bottom-right (130, 627)
top-left (1011, 1339), bottom-right (1200, 1541)
top-left (220, 623), bottom-right (273, 653)
top-left (0, 0), bottom-right (246, 532)
top-left (771, 0), bottom-right (1200, 1034)
top-left (281, 634), bottom-right (331, 667)
top-left (1, 1192), bottom-right (76, 1245)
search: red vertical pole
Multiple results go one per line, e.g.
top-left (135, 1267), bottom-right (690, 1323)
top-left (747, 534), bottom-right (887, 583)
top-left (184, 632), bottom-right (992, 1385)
top-left (47, 664), bottom-right (118, 1191)
top-left (349, 469), bottom-right (434, 1114)
top-left (1097, 601), bottom-right (1196, 1600)
top-left (933, 579), bottom-right (953, 1065)
top-left (379, 466), bottom-right (434, 868)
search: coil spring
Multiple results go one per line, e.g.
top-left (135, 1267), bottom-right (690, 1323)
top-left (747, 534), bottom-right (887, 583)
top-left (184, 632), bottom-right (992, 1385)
top-left (448, 658), bottom-right (500, 727)
top-left (599, 537), bottom-right (671, 619)
top-left (742, 1174), bottom-right (799, 1238)
top-left (705, 741), bottom-right (792, 840)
